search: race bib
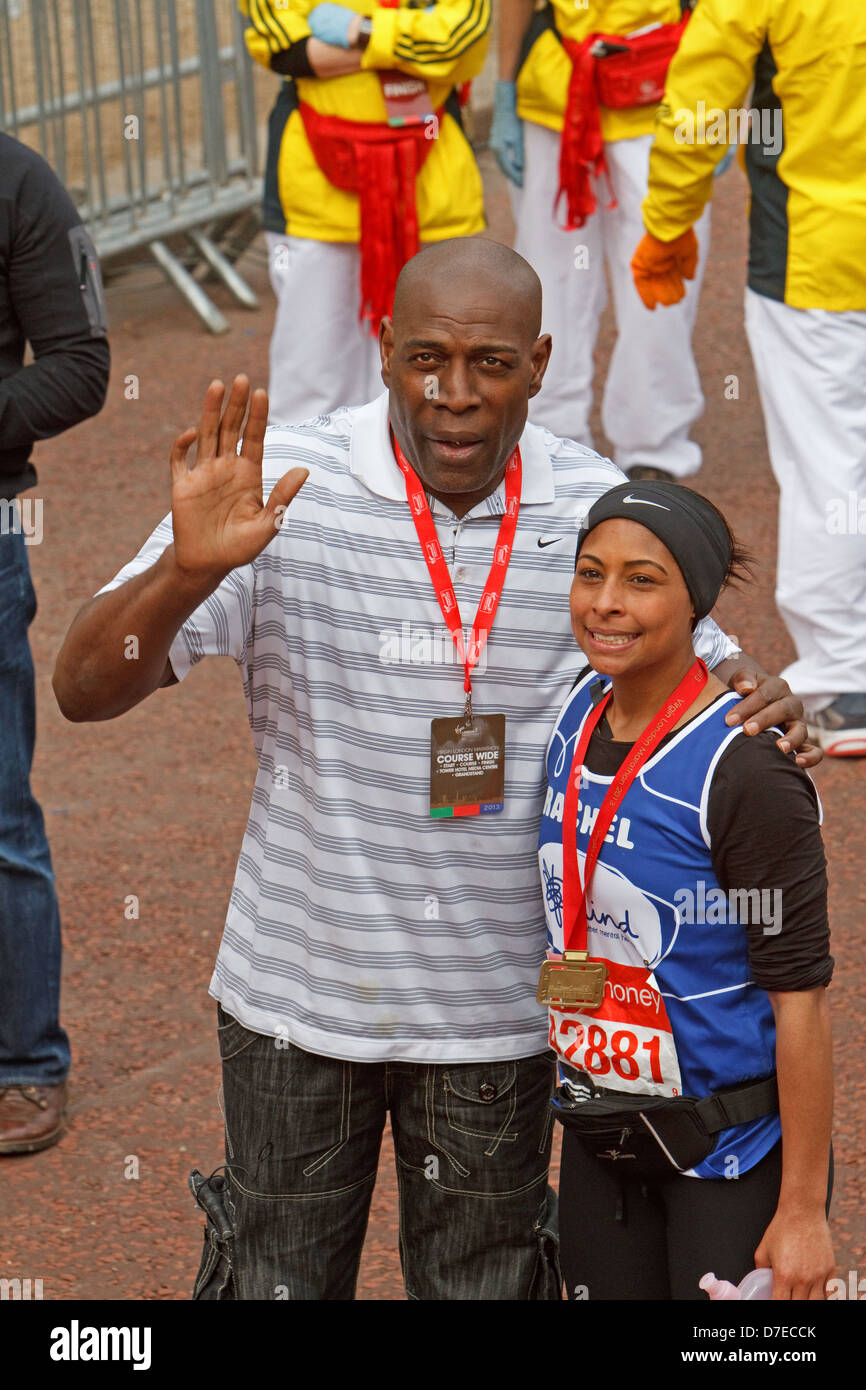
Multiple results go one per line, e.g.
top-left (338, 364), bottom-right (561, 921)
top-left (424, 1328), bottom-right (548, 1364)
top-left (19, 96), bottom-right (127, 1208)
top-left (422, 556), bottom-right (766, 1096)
top-left (547, 958), bottom-right (682, 1097)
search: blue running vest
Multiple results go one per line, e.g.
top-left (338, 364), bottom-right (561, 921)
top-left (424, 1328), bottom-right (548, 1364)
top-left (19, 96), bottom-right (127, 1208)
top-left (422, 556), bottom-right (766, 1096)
top-left (538, 670), bottom-right (780, 1178)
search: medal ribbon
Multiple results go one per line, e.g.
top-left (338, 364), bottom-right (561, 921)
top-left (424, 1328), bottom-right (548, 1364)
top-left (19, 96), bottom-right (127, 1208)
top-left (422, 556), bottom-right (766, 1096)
top-left (562, 658), bottom-right (709, 954)
top-left (392, 434), bottom-right (521, 700)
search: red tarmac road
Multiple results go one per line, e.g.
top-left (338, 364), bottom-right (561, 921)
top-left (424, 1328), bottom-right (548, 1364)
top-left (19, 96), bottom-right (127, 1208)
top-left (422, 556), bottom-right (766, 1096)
top-left (1, 153), bottom-right (863, 1302)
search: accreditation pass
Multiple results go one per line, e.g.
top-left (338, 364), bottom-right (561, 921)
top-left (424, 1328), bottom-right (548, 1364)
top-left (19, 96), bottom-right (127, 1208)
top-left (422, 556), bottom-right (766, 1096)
top-left (429, 713), bottom-right (506, 818)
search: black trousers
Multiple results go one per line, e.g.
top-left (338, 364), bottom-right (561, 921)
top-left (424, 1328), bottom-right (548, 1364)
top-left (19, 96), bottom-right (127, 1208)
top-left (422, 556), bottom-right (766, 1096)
top-left (559, 1130), bottom-right (833, 1301)
top-left (194, 1006), bottom-right (561, 1300)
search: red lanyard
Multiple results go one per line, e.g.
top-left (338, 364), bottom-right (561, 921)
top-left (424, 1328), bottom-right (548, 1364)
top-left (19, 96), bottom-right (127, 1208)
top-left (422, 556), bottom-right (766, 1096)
top-left (562, 659), bottom-right (709, 954)
top-left (392, 434), bottom-right (521, 703)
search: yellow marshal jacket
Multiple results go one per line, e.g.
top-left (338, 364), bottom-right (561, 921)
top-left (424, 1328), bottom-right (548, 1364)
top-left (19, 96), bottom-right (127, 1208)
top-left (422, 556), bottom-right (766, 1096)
top-left (241, 0), bottom-right (489, 243)
top-left (642, 0), bottom-right (866, 310)
top-left (516, 0), bottom-right (685, 144)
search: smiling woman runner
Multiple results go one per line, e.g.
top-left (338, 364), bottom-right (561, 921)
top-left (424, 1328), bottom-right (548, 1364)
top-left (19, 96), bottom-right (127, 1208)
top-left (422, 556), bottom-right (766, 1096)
top-left (536, 481), bottom-right (835, 1301)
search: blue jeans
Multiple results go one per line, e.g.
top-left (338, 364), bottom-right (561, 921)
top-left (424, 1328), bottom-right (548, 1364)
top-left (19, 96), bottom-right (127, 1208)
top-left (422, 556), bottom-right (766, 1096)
top-left (191, 1004), bottom-right (562, 1300)
top-left (0, 527), bottom-right (69, 1085)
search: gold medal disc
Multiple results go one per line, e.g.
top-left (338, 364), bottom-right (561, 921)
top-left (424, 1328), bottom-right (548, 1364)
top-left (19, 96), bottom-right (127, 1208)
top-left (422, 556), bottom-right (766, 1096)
top-left (537, 951), bottom-right (608, 1009)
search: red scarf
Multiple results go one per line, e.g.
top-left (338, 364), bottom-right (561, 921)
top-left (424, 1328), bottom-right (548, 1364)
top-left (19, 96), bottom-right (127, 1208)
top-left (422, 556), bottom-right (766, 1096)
top-left (300, 102), bottom-right (440, 334)
top-left (556, 17), bottom-right (690, 231)
top-left (556, 36), bottom-right (612, 232)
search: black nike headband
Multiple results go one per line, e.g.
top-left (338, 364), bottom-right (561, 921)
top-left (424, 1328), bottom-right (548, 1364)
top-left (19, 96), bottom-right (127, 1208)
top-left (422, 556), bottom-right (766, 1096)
top-left (575, 481), bottom-right (732, 620)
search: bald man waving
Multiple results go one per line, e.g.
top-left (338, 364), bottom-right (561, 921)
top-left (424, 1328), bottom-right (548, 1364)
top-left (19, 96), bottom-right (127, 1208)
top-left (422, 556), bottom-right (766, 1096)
top-left (54, 238), bottom-right (813, 1301)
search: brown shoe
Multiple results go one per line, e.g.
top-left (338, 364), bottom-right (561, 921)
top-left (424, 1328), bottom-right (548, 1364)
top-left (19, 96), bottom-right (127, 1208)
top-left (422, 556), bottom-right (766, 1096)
top-left (0, 1082), bottom-right (67, 1154)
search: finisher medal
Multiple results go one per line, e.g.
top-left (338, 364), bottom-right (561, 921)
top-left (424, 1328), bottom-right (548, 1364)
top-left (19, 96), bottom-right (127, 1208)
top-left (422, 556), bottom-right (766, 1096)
top-left (537, 950), bottom-right (607, 1008)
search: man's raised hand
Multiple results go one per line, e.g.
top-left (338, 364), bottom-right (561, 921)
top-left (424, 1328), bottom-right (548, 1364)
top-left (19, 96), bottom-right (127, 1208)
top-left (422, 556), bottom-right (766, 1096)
top-left (170, 376), bottom-right (308, 584)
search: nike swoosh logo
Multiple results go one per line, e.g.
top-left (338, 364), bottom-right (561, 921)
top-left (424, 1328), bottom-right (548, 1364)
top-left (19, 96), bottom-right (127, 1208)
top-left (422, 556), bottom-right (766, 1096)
top-left (537, 536), bottom-right (564, 548)
top-left (622, 494), bottom-right (671, 510)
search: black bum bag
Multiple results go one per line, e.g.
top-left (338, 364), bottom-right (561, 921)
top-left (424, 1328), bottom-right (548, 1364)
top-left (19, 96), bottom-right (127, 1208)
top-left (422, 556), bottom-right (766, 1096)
top-left (554, 1072), bottom-right (779, 1178)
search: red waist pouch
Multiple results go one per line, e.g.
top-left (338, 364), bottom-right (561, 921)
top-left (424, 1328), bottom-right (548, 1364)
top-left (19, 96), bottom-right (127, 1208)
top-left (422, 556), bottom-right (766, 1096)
top-left (592, 16), bottom-right (689, 109)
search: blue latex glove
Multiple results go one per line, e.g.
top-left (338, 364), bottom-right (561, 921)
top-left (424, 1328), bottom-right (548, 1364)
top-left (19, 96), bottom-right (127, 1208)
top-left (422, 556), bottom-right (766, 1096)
top-left (307, 2), bottom-right (356, 48)
top-left (490, 80), bottom-right (524, 187)
top-left (714, 145), bottom-right (736, 178)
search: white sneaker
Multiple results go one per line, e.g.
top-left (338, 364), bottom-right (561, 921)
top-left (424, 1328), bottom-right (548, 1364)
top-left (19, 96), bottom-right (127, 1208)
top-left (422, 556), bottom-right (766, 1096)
top-left (808, 696), bottom-right (866, 757)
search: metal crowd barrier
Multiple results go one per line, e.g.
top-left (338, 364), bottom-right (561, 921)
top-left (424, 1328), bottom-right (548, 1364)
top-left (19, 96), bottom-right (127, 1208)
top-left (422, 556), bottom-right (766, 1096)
top-left (0, 0), bottom-right (262, 332)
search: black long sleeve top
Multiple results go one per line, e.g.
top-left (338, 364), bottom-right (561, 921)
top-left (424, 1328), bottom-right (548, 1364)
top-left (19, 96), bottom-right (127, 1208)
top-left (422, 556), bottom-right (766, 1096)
top-left (0, 132), bottom-right (110, 496)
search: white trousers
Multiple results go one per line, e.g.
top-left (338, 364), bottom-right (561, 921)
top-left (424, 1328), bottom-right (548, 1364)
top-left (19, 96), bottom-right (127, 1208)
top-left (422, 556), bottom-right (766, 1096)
top-left (744, 287), bottom-right (866, 707)
top-left (265, 232), bottom-right (384, 424)
top-left (511, 123), bottom-right (709, 476)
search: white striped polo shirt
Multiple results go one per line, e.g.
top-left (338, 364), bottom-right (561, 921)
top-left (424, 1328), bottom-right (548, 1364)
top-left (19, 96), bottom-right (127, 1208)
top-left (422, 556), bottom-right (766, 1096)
top-left (97, 392), bottom-right (737, 1062)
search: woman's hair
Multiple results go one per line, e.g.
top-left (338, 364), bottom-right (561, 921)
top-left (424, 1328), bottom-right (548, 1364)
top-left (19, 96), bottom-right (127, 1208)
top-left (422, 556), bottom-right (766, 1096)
top-left (681, 490), bottom-right (755, 631)
top-left (705, 494), bottom-right (756, 594)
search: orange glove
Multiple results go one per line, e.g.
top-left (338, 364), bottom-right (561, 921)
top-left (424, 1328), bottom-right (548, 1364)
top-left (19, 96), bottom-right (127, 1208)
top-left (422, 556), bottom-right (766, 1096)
top-left (631, 228), bottom-right (699, 311)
